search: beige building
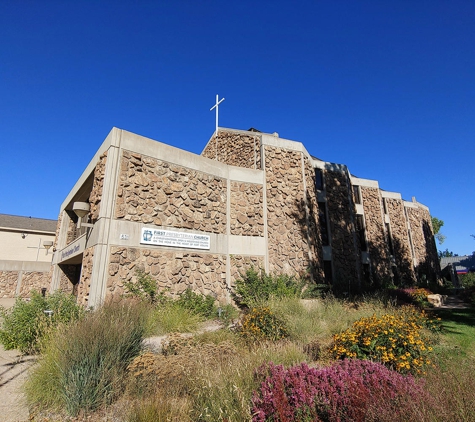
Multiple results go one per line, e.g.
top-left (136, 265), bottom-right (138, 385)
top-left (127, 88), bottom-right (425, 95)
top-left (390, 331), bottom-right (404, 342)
top-left (0, 214), bottom-right (56, 297)
top-left (50, 127), bottom-right (440, 308)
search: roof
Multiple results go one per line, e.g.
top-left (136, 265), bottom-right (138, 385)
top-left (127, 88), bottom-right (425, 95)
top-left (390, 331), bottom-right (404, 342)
top-left (440, 255), bottom-right (475, 273)
top-left (0, 213), bottom-right (57, 234)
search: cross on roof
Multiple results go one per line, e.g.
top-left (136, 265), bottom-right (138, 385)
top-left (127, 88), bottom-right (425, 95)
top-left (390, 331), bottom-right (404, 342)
top-left (210, 94), bottom-right (225, 136)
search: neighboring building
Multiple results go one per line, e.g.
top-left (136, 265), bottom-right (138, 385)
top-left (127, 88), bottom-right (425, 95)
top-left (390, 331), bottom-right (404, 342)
top-left (50, 127), bottom-right (440, 308)
top-left (440, 255), bottom-right (475, 286)
top-left (0, 214), bottom-right (56, 297)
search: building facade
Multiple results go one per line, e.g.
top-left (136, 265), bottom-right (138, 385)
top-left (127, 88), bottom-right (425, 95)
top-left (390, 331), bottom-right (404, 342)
top-left (50, 127), bottom-right (440, 308)
top-left (0, 214), bottom-right (56, 297)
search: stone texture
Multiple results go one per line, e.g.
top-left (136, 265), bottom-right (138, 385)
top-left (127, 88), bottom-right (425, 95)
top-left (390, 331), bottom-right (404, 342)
top-left (76, 246), bottom-right (94, 306)
top-left (360, 187), bottom-right (391, 285)
top-left (19, 272), bottom-right (51, 297)
top-left (0, 272), bottom-right (18, 298)
top-left (406, 206), bottom-right (439, 283)
top-left (108, 247), bottom-right (228, 303)
top-left (265, 146), bottom-right (309, 276)
top-left (230, 255), bottom-right (265, 286)
top-left (230, 182), bottom-right (264, 236)
top-left (116, 152), bottom-right (227, 234)
top-left (201, 130), bottom-right (261, 169)
top-left (325, 169), bottom-right (359, 288)
top-left (386, 198), bottom-right (416, 284)
top-left (89, 152), bottom-right (107, 222)
top-left (303, 157), bottom-right (325, 282)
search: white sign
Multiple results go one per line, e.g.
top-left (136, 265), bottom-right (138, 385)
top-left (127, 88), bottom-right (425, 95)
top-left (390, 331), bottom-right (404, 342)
top-left (141, 228), bottom-right (210, 250)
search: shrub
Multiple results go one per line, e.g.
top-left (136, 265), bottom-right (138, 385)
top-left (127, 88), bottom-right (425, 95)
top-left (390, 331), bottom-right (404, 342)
top-left (331, 307), bottom-right (439, 374)
top-left (152, 302), bottom-right (202, 335)
top-left (123, 269), bottom-right (166, 304)
top-left (25, 300), bottom-right (149, 416)
top-left (0, 291), bottom-right (84, 353)
top-left (175, 288), bottom-right (217, 319)
top-left (233, 267), bottom-right (303, 307)
top-left (252, 359), bottom-right (426, 422)
top-left (240, 306), bottom-right (289, 342)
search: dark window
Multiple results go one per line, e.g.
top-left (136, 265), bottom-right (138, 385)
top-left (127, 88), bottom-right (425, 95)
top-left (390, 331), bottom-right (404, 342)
top-left (356, 215), bottom-right (367, 251)
top-left (353, 185), bottom-right (361, 204)
top-left (386, 223), bottom-right (394, 255)
top-left (323, 260), bottom-right (333, 283)
top-left (315, 169), bottom-right (324, 191)
top-left (318, 202), bottom-right (329, 246)
top-left (362, 263), bottom-right (371, 284)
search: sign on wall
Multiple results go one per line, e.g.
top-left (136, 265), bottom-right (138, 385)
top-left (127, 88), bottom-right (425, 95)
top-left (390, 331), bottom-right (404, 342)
top-left (140, 228), bottom-right (210, 250)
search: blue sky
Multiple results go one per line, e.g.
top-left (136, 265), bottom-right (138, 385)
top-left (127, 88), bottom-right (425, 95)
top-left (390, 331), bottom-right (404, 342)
top-left (1, 1), bottom-right (474, 255)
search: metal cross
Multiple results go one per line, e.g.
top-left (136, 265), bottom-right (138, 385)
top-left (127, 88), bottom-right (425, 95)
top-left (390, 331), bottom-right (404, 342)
top-left (210, 94), bottom-right (225, 136)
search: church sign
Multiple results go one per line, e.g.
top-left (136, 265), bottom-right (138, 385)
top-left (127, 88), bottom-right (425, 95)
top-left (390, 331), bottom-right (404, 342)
top-left (141, 228), bottom-right (210, 250)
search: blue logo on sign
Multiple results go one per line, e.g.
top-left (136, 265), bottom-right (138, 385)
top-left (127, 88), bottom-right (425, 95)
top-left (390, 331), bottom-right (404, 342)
top-left (143, 230), bottom-right (153, 241)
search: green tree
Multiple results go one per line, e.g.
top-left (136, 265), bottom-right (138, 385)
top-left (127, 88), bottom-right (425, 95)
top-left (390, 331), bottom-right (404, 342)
top-left (431, 216), bottom-right (446, 245)
top-left (438, 249), bottom-right (457, 258)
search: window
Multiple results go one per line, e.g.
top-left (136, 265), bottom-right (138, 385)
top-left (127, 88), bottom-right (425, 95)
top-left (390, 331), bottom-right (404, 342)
top-left (386, 223), bottom-right (394, 255)
top-left (315, 168), bottom-right (324, 191)
top-left (353, 185), bottom-right (362, 204)
top-left (318, 202), bottom-right (330, 246)
top-left (323, 260), bottom-right (333, 283)
top-left (356, 215), bottom-right (367, 252)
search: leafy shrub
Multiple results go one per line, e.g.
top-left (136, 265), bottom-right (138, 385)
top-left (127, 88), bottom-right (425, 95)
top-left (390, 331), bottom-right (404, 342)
top-left (175, 288), bottom-right (217, 318)
top-left (240, 306), bottom-right (289, 342)
top-left (233, 267), bottom-right (303, 307)
top-left (25, 300), bottom-right (149, 416)
top-left (0, 291), bottom-right (84, 353)
top-left (252, 359), bottom-right (426, 422)
top-left (123, 269), bottom-right (166, 304)
top-left (331, 307), bottom-right (439, 374)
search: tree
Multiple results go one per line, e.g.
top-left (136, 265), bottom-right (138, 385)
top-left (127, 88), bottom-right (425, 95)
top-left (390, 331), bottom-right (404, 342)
top-left (438, 249), bottom-right (458, 258)
top-left (431, 216), bottom-right (446, 245)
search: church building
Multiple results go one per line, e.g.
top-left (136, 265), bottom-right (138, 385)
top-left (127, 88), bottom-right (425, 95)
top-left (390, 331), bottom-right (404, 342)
top-left (50, 127), bottom-right (440, 308)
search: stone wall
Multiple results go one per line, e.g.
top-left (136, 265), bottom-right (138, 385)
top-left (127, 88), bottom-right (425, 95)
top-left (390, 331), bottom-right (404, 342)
top-left (89, 152), bottom-right (107, 222)
top-left (108, 247), bottom-right (228, 302)
top-left (19, 271), bottom-right (51, 297)
top-left (230, 255), bottom-right (265, 286)
top-left (265, 146), bottom-right (309, 276)
top-left (386, 198), bottom-right (415, 284)
top-left (303, 157), bottom-right (325, 282)
top-left (0, 267), bottom-right (51, 298)
top-left (360, 187), bottom-right (391, 286)
top-left (407, 206), bottom-right (439, 283)
top-left (201, 130), bottom-right (262, 169)
top-left (325, 169), bottom-right (359, 288)
top-left (76, 246), bottom-right (94, 306)
top-left (0, 271), bottom-right (18, 298)
top-left (230, 182), bottom-right (264, 236)
top-left (116, 151), bottom-right (227, 234)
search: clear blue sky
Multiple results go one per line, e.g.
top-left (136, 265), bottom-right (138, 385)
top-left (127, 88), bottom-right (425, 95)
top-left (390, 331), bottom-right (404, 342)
top-left (1, 1), bottom-right (474, 255)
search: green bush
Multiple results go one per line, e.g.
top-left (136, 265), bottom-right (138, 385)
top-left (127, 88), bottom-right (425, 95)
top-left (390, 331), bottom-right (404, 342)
top-left (0, 291), bottom-right (84, 354)
top-left (460, 272), bottom-right (475, 289)
top-left (175, 288), bottom-right (217, 319)
top-left (233, 267), bottom-right (303, 307)
top-left (25, 299), bottom-right (149, 416)
top-left (123, 269), bottom-right (167, 304)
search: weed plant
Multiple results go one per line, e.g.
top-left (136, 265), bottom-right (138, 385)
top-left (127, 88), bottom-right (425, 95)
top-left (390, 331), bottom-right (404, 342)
top-left (233, 267), bottom-right (303, 307)
top-left (175, 288), bottom-right (217, 318)
top-left (0, 291), bottom-right (83, 353)
top-left (25, 299), bottom-right (150, 416)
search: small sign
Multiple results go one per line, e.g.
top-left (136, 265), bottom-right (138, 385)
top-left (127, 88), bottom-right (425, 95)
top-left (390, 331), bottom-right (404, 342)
top-left (120, 234), bottom-right (129, 240)
top-left (141, 228), bottom-right (210, 250)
